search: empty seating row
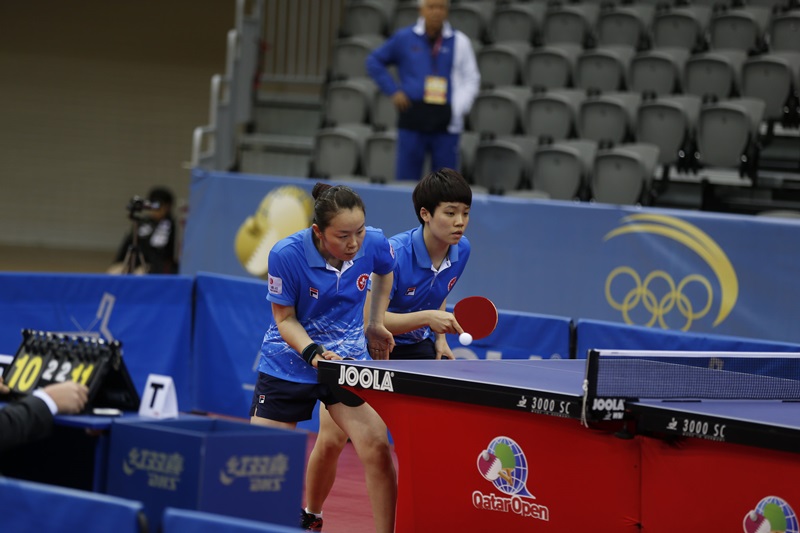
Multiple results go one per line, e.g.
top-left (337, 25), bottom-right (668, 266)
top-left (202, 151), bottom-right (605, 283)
top-left (341, 0), bottom-right (800, 55)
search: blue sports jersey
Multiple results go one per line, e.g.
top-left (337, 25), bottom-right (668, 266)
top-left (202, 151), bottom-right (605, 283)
top-left (387, 226), bottom-right (470, 344)
top-left (257, 226), bottom-right (396, 383)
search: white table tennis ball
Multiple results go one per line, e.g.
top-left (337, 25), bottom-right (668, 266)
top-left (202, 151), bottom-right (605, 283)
top-left (459, 332), bottom-right (473, 346)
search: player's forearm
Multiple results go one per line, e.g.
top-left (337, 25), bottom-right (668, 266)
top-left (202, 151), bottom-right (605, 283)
top-left (384, 310), bottom-right (436, 335)
top-left (275, 315), bottom-right (315, 354)
top-left (367, 272), bottom-right (393, 328)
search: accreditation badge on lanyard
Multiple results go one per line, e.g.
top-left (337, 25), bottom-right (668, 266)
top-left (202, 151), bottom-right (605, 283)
top-left (423, 33), bottom-right (447, 105)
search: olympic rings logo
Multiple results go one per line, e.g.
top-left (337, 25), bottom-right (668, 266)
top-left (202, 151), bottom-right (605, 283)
top-left (603, 215), bottom-right (738, 331)
top-left (605, 267), bottom-right (713, 330)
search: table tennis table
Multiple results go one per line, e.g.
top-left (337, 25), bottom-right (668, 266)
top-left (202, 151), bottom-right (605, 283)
top-left (318, 357), bottom-right (800, 533)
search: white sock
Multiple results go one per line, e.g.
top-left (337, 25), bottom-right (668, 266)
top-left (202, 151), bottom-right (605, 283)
top-left (305, 508), bottom-right (322, 518)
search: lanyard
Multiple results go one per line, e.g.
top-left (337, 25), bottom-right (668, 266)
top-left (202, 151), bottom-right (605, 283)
top-left (430, 33), bottom-right (443, 75)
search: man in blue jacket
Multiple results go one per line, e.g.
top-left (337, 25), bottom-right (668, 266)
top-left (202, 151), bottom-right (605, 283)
top-left (366, 0), bottom-right (480, 181)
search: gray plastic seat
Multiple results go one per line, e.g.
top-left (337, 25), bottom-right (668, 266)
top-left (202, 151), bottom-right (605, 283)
top-left (636, 95), bottom-right (702, 166)
top-left (591, 143), bottom-right (661, 205)
top-left (596, 4), bottom-right (656, 49)
top-left (652, 6), bottom-right (712, 51)
top-left (330, 35), bottom-right (385, 80)
top-left (363, 129), bottom-right (398, 183)
top-left (708, 7), bottom-right (770, 52)
top-left (341, 0), bottom-right (394, 37)
top-left (524, 88), bottom-right (586, 141)
top-left (524, 44), bottom-right (582, 89)
top-left (370, 90), bottom-right (398, 131)
top-left (477, 41), bottom-right (532, 87)
top-left (532, 139), bottom-right (598, 200)
top-left (770, 11), bottom-right (800, 53)
top-left (741, 52), bottom-right (800, 122)
top-left (392, 3), bottom-right (419, 33)
top-left (312, 123), bottom-right (372, 178)
top-left (459, 130), bottom-right (481, 182)
top-left (472, 137), bottom-right (532, 193)
top-left (683, 50), bottom-right (747, 100)
top-left (628, 47), bottom-right (691, 95)
top-left (541, 3), bottom-right (600, 46)
top-left (449, 1), bottom-right (495, 42)
top-left (323, 78), bottom-right (377, 126)
top-left (578, 91), bottom-right (642, 144)
top-left (696, 97), bottom-right (765, 169)
top-left (469, 86), bottom-right (532, 136)
top-left (489, 3), bottom-right (546, 44)
top-left (574, 45), bottom-right (636, 92)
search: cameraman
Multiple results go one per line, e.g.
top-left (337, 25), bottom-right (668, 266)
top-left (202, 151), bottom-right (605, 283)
top-left (110, 186), bottom-right (179, 274)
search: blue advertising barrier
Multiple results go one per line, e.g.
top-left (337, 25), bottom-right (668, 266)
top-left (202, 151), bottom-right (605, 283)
top-left (0, 273), bottom-right (193, 409)
top-left (162, 507), bottom-right (302, 533)
top-left (181, 170), bottom-right (800, 344)
top-left (575, 318), bottom-right (800, 359)
top-left (0, 476), bottom-right (146, 533)
top-left (105, 417), bottom-right (305, 531)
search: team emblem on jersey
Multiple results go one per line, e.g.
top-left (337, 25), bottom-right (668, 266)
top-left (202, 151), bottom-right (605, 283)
top-left (448, 276), bottom-right (458, 291)
top-left (309, 287), bottom-right (319, 299)
top-left (269, 275), bottom-right (283, 295)
top-left (405, 287), bottom-right (416, 296)
top-left (357, 273), bottom-right (369, 291)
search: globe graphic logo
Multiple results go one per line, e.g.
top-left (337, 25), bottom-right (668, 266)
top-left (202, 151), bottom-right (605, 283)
top-left (476, 436), bottom-right (534, 498)
top-left (743, 496), bottom-right (798, 533)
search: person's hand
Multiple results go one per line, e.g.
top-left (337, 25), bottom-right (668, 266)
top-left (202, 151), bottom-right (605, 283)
top-left (392, 90), bottom-right (411, 112)
top-left (0, 376), bottom-right (10, 395)
top-left (366, 323), bottom-right (395, 360)
top-left (311, 350), bottom-right (342, 369)
top-left (435, 337), bottom-right (455, 360)
top-left (427, 310), bottom-right (463, 335)
top-left (43, 381), bottom-right (89, 414)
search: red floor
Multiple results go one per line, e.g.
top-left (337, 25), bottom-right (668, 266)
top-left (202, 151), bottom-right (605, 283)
top-left (303, 432), bottom-right (398, 533)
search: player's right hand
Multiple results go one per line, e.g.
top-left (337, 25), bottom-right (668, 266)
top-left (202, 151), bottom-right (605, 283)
top-left (43, 381), bottom-right (89, 415)
top-left (392, 91), bottom-right (411, 112)
top-left (427, 310), bottom-right (464, 335)
top-left (312, 350), bottom-right (342, 368)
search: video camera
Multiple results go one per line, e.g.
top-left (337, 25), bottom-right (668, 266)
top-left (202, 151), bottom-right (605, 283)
top-left (126, 195), bottom-right (160, 220)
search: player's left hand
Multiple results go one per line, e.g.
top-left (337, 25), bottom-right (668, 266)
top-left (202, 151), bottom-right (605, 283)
top-left (366, 323), bottom-right (395, 360)
top-left (435, 337), bottom-right (454, 360)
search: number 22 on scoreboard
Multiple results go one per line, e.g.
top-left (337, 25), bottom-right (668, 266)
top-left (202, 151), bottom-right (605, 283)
top-left (5, 353), bottom-right (95, 393)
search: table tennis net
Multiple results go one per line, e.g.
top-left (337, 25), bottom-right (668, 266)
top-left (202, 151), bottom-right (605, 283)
top-left (585, 350), bottom-right (800, 400)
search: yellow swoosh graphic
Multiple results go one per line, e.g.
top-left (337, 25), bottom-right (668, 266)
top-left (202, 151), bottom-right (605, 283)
top-left (604, 215), bottom-right (738, 326)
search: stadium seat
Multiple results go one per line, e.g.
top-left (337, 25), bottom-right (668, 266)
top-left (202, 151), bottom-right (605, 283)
top-left (477, 41), bottom-right (532, 87)
top-left (489, 2), bottom-right (545, 44)
top-left (370, 90), bottom-right (397, 131)
top-left (741, 52), bottom-right (800, 123)
top-left (472, 135), bottom-right (538, 194)
top-left (651, 5), bottom-right (712, 51)
top-left (323, 78), bottom-right (377, 126)
top-left (341, 0), bottom-right (394, 37)
top-left (524, 44), bottom-right (582, 89)
top-left (683, 50), bottom-right (747, 100)
top-left (363, 129), bottom-right (397, 183)
top-left (311, 123), bottom-right (372, 178)
top-left (628, 47), bottom-right (691, 95)
top-left (636, 94), bottom-right (702, 168)
top-left (532, 139), bottom-right (598, 200)
top-left (449, 1), bottom-right (495, 43)
top-left (708, 7), bottom-right (771, 53)
top-left (596, 3), bottom-right (656, 49)
top-left (770, 10), bottom-right (800, 53)
top-left (541, 3), bottom-right (600, 47)
top-left (574, 45), bottom-right (636, 92)
top-left (696, 97), bottom-right (765, 175)
top-left (459, 130), bottom-right (481, 182)
top-left (578, 91), bottom-right (642, 145)
top-left (524, 88), bottom-right (587, 141)
top-left (329, 35), bottom-right (385, 80)
top-left (391, 3), bottom-right (419, 33)
top-left (591, 143), bottom-right (661, 205)
top-left (468, 86), bottom-right (532, 137)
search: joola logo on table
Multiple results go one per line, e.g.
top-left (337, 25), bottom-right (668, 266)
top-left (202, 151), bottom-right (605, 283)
top-left (337, 365), bottom-right (394, 392)
top-left (592, 398), bottom-right (625, 411)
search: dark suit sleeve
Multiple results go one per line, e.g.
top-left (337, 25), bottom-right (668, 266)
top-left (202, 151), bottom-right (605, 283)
top-left (0, 395), bottom-right (54, 453)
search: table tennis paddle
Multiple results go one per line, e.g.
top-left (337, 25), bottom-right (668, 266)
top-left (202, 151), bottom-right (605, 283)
top-left (453, 296), bottom-right (498, 341)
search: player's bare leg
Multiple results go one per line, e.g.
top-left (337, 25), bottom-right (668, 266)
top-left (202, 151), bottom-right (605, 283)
top-left (329, 402), bottom-right (397, 533)
top-left (305, 405), bottom-right (348, 513)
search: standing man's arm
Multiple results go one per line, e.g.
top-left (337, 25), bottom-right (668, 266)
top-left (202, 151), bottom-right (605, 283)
top-left (450, 32), bottom-right (481, 121)
top-left (366, 35), bottom-right (411, 111)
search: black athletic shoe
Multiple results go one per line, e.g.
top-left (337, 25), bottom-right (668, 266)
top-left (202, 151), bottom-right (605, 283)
top-left (301, 509), bottom-right (323, 531)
